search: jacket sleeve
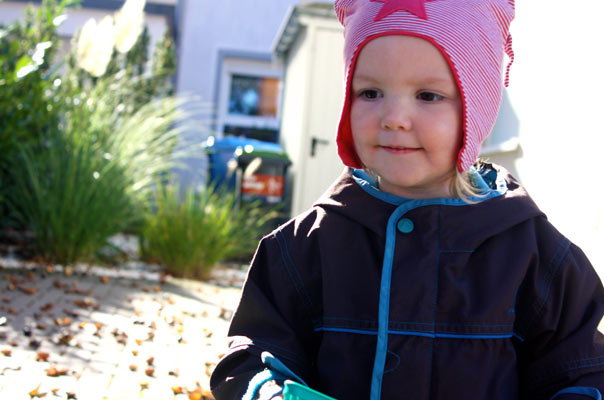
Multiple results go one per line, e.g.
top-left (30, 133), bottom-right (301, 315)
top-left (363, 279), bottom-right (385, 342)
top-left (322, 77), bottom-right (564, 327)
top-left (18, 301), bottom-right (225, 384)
top-left (515, 234), bottom-right (604, 399)
top-left (210, 231), bottom-right (318, 399)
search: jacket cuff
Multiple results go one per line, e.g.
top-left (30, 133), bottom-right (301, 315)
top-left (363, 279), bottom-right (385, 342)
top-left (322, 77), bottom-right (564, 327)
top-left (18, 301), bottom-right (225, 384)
top-left (243, 351), bottom-right (306, 400)
top-left (550, 387), bottom-right (602, 400)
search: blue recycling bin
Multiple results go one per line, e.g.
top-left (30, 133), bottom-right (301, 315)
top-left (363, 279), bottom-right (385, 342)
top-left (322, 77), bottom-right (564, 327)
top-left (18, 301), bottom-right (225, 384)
top-left (203, 136), bottom-right (291, 207)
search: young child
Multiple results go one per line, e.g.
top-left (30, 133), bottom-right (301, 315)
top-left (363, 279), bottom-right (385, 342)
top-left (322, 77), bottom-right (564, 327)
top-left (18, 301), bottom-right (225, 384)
top-left (211, 0), bottom-right (604, 398)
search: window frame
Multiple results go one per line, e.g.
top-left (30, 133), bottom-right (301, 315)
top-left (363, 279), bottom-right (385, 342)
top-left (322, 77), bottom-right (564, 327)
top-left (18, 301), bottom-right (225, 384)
top-left (215, 54), bottom-right (284, 140)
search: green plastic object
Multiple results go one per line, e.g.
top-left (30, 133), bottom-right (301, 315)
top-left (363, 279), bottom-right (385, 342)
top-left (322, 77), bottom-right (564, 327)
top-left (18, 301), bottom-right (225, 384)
top-left (282, 381), bottom-right (336, 400)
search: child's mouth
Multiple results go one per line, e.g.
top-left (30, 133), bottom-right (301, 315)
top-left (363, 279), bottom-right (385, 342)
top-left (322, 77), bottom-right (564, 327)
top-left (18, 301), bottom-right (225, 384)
top-left (380, 145), bottom-right (420, 154)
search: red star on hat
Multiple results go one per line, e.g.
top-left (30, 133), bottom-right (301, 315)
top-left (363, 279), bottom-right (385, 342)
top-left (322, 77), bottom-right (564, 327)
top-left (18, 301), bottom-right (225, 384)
top-left (370, 0), bottom-right (436, 21)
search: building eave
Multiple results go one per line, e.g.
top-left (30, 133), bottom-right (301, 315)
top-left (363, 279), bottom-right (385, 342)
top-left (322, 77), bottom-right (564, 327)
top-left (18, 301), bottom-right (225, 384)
top-left (272, 2), bottom-right (336, 59)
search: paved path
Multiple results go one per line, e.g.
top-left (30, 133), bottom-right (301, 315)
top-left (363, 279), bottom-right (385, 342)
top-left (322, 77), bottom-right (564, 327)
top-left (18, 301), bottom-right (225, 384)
top-left (0, 259), bottom-right (245, 400)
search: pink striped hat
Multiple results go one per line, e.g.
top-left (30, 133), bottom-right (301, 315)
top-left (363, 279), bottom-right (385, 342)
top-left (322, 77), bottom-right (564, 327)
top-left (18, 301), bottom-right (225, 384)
top-left (335, 0), bottom-right (515, 172)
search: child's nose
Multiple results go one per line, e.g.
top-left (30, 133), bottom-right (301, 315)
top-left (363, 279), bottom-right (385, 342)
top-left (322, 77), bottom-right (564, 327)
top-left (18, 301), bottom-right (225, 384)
top-left (381, 100), bottom-right (412, 131)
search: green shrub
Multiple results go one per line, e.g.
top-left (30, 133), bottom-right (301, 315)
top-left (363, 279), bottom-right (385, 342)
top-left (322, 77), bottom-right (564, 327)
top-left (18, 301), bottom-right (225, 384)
top-left (0, 0), bottom-right (77, 223)
top-left (140, 184), bottom-right (279, 280)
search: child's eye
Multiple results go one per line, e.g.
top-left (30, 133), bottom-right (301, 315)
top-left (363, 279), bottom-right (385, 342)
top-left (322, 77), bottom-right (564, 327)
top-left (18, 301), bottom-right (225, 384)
top-left (359, 89), bottom-right (381, 100)
top-left (418, 92), bottom-right (443, 102)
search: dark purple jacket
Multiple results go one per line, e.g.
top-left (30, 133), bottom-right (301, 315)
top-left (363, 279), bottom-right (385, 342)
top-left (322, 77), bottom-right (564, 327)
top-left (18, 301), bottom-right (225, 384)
top-left (211, 165), bottom-right (604, 399)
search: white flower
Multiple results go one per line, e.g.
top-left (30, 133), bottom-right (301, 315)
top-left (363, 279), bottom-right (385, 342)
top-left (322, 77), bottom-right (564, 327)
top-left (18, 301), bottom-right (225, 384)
top-left (114, 0), bottom-right (146, 54)
top-left (76, 16), bottom-right (115, 77)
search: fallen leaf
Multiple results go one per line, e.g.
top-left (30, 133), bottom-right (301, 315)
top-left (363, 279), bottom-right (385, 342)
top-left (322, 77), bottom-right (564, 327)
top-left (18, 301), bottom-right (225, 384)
top-left (29, 383), bottom-right (46, 398)
top-left (0, 332), bottom-right (7, 340)
top-left (29, 339), bottom-right (42, 349)
top-left (129, 364), bottom-right (138, 371)
top-left (57, 332), bottom-right (74, 346)
top-left (135, 339), bottom-right (143, 346)
top-left (7, 283), bottom-right (15, 291)
top-left (40, 303), bottom-right (54, 312)
top-left (188, 388), bottom-right (203, 400)
top-left (100, 276), bottom-right (109, 284)
top-left (132, 350), bottom-right (139, 356)
top-left (53, 280), bottom-right (63, 289)
top-left (139, 382), bottom-right (149, 389)
top-left (1, 297), bottom-right (10, 303)
top-left (36, 352), bottom-right (50, 362)
top-left (172, 386), bottom-right (184, 394)
top-left (146, 356), bottom-right (154, 366)
top-left (73, 298), bottom-right (95, 309)
top-left (153, 286), bottom-right (161, 292)
top-left (19, 286), bottom-right (39, 295)
top-left (169, 369), bottom-right (179, 377)
top-left (46, 366), bottom-right (68, 377)
top-left (54, 318), bottom-right (71, 327)
top-left (45, 266), bottom-right (54, 274)
top-left (145, 368), bottom-right (154, 377)
top-left (64, 267), bottom-right (72, 276)
top-left (8, 307), bottom-right (17, 315)
top-left (1, 349), bottom-right (11, 356)
top-left (51, 388), bottom-right (59, 395)
top-left (66, 392), bottom-right (77, 399)
top-left (167, 297), bottom-right (175, 305)
top-left (36, 323), bottom-right (47, 330)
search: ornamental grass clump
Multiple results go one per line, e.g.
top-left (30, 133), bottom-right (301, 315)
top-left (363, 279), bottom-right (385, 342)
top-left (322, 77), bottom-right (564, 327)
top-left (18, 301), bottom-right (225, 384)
top-left (8, 133), bottom-right (137, 263)
top-left (140, 184), bottom-right (279, 280)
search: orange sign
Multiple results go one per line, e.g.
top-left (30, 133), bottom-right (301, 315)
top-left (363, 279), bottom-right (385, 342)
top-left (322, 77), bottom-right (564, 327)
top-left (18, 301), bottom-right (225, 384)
top-left (241, 174), bottom-right (284, 197)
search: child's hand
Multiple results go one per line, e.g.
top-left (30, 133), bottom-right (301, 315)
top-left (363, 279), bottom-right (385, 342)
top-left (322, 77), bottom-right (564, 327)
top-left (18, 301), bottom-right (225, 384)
top-left (257, 379), bottom-right (284, 400)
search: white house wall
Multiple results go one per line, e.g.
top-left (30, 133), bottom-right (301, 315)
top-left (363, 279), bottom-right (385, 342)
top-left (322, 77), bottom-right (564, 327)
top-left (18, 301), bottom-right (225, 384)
top-left (505, 1), bottom-right (604, 276)
top-left (296, 18), bottom-right (345, 215)
top-left (176, 0), bottom-right (299, 103)
top-left (280, 26), bottom-right (310, 213)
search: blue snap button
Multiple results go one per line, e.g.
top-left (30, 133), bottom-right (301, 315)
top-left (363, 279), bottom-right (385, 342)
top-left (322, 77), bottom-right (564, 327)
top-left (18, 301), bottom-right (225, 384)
top-left (397, 218), bottom-right (414, 234)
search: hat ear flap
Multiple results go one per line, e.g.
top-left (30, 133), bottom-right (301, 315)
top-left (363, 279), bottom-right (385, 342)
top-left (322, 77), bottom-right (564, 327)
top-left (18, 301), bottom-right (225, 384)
top-left (334, 0), bottom-right (357, 25)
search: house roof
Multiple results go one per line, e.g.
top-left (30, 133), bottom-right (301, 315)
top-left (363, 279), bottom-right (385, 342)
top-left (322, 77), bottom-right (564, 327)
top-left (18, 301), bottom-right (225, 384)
top-left (272, 2), bottom-right (336, 59)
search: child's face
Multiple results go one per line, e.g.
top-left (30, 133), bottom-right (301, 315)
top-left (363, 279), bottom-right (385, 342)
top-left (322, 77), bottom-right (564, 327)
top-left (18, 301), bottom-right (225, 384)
top-left (350, 35), bottom-right (463, 199)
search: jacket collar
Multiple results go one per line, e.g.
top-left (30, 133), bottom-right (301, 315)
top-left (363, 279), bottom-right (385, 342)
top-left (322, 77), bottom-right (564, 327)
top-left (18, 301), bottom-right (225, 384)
top-left (313, 164), bottom-right (545, 245)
